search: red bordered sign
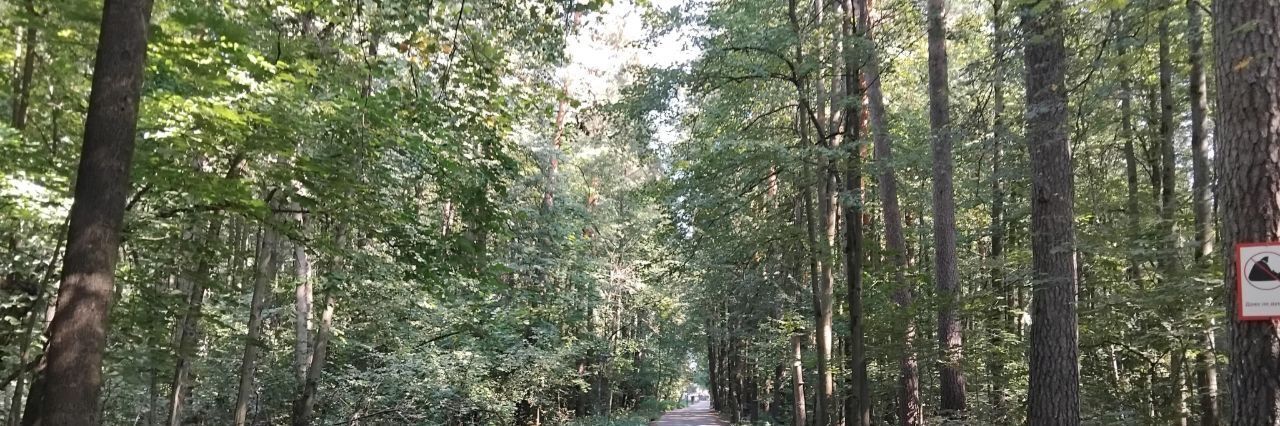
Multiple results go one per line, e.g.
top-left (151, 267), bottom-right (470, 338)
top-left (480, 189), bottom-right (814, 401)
top-left (1237, 242), bottom-right (1280, 320)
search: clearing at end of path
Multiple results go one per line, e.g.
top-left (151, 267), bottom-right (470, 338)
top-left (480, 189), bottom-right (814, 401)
top-left (650, 401), bottom-right (728, 426)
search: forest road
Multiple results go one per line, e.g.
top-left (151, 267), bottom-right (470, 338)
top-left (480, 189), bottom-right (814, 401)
top-left (650, 401), bottom-right (728, 425)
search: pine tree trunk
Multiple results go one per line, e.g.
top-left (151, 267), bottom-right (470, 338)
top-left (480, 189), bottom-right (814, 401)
top-left (1158, 12), bottom-right (1177, 227)
top-left (852, 0), bottom-right (918, 421)
top-left (1170, 347), bottom-right (1189, 425)
top-left (1115, 15), bottom-right (1144, 419)
top-left (1158, 11), bottom-right (1190, 425)
top-left (1214, 0), bottom-right (1280, 419)
top-left (1195, 329), bottom-right (1218, 426)
top-left (1186, 0), bottom-right (1211, 268)
top-left (927, 0), bottom-right (966, 416)
top-left (1144, 87), bottom-right (1164, 202)
top-left (1022, 0), bottom-right (1081, 421)
top-left (232, 222), bottom-right (284, 426)
top-left (1185, 1), bottom-right (1219, 423)
top-left (986, 0), bottom-right (1010, 419)
top-left (1118, 30), bottom-right (1140, 282)
top-left (31, 0), bottom-right (154, 422)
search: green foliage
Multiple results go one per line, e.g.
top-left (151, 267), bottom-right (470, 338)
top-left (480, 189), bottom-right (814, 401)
top-left (0, 0), bottom-right (694, 424)
top-left (0, 0), bottom-right (1227, 423)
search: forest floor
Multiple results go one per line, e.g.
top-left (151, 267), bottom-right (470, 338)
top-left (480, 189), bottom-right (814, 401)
top-left (650, 401), bottom-right (728, 425)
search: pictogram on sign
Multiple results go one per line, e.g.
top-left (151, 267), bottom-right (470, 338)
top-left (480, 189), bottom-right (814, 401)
top-left (1237, 242), bottom-right (1280, 319)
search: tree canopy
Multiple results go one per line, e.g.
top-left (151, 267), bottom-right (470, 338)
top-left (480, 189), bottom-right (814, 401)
top-left (3, 0), bottom-right (1280, 424)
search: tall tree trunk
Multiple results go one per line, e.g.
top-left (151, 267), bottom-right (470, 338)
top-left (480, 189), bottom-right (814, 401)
top-left (1185, 1), bottom-right (1219, 423)
top-left (728, 337), bottom-right (742, 423)
top-left (1195, 329), bottom-right (1218, 426)
top-left (818, 135), bottom-right (839, 426)
top-left (1186, 0), bottom-right (1212, 271)
top-left (1144, 87), bottom-right (1164, 202)
top-left (18, 361), bottom-right (47, 426)
top-left (1158, 11), bottom-right (1177, 227)
top-left (232, 222), bottom-right (284, 426)
top-left (852, 0), bottom-right (918, 422)
top-left (29, 0), bottom-right (154, 422)
top-left (167, 159), bottom-right (243, 426)
top-left (927, 0), bottom-right (966, 416)
top-left (286, 204), bottom-right (326, 426)
top-left (803, 175), bottom-right (834, 426)
top-left (1022, 0), bottom-right (1081, 422)
top-left (19, 295), bottom-right (58, 426)
top-left (1214, 0), bottom-right (1280, 419)
top-left (986, 0), bottom-right (1010, 420)
top-left (5, 230), bottom-right (62, 426)
top-left (6, 315), bottom-right (38, 426)
top-left (1170, 346), bottom-right (1189, 425)
top-left (1115, 14), bottom-right (1144, 419)
top-left (292, 294), bottom-right (335, 426)
top-left (767, 181), bottom-right (786, 424)
top-left (293, 220), bottom-right (313, 384)
top-left (166, 219), bottom-right (224, 426)
top-left (787, 0), bottom-right (835, 420)
top-left (768, 362), bottom-right (783, 422)
top-left (707, 318), bottom-right (720, 411)
top-left (790, 333), bottom-right (808, 426)
top-left (839, 0), bottom-right (868, 421)
top-left (1118, 26), bottom-right (1141, 282)
top-left (10, 0), bottom-right (37, 130)
top-left (1158, 11), bottom-right (1189, 425)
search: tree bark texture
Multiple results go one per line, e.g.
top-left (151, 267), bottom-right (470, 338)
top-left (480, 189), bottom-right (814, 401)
top-left (1022, 0), bottom-right (1081, 422)
top-left (853, 0), bottom-right (920, 422)
top-left (839, 0), bottom-right (869, 421)
top-left (927, 0), bottom-right (966, 415)
top-left (32, 0), bottom-right (154, 423)
top-left (1214, 0), bottom-right (1280, 420)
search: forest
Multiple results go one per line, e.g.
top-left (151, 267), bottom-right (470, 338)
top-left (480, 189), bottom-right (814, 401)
top-left (1, 0), bottom-right (1279, 424)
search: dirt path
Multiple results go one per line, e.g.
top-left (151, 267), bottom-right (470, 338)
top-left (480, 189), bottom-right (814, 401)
top-left (650, 401), bottom-right (727, 425)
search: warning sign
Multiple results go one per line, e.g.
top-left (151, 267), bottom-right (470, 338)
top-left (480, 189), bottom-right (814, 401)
top-left (1237, 242), bottom-right (1280, 319)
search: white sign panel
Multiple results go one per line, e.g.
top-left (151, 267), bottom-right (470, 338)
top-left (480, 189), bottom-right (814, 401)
top-left (1237, 243), bottom-right (1280, 320)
